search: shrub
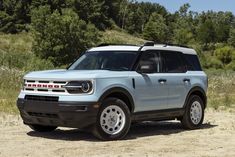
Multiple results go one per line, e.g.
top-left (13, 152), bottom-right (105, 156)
top-left (226, 61), bottom-right (235, 71)
top-left (31, 6), bottom-right (100, 66)
top-left (214, 46), bottom-right (235, 65)
top-left (204, 56), bottom-right (223, 69)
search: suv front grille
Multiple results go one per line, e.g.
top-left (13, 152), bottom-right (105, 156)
top-left (25, 95), bottom-right (59, 102)
top-left (24, 80), bottom-right (67, 93)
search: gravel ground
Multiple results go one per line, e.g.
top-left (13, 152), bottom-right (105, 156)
top-left (0, 109), bottom-right (235, 157)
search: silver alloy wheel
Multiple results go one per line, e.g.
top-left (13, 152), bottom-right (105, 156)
top-left (100, 105), bottom-right (126, 135)
top-left (190, 101), bottom-right (202, 125)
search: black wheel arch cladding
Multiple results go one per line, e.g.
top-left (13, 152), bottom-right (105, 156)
top-left (99, 87), bottom-right (135, 113)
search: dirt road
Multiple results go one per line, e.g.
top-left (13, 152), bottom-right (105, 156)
top-left (0, 109), bottom-right (234, 157)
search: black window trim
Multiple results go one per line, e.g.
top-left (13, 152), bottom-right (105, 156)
top-left (134, 50), bottom-right (188, 74)
top-left (159, 50), bottom-right (187, 73)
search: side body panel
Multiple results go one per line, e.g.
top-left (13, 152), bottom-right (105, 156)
top-left (129, 72), bottom-right (168, 112)
top-left (165, 71), bottom-right (207, 109)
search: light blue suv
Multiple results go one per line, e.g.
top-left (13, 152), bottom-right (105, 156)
top-left (17, 42), bottom-right (208, 140)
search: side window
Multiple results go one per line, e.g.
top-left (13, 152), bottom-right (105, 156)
top-left (137, 51), bottom-right (160, 73)
top-left (184, 54), bottom-right (202, 71)
top-left (161, 51), bottom-right (186, 73)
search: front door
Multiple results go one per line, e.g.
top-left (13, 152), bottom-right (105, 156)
top-left (132, 50), bottom-right (168, 112)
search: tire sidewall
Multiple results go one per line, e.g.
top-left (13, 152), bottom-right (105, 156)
top-left (185, 95), bottom-right (205, 128)
top-left (95, 97), bottom-right (131, 140)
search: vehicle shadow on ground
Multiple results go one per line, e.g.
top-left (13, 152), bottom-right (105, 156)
top-left (127, 121), bottom-right (216, 140)
top-left (27, 121), bottom-right (217, 142)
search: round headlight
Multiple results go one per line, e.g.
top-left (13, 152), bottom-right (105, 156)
top-left (81, 82), bottom-right (90, 93)
top-left (65, 81), bottom-right (93, 94)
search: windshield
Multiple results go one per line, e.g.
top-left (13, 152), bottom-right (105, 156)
top-left (68, 51), bottom-right (139, 71)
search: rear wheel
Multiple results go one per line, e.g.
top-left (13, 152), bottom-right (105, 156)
top-left (29, 124), bottom-right (57, 132)
top-left (181, 95), bottom-right (205, 129)
top-left (92, 97), bottom-right (131, 140)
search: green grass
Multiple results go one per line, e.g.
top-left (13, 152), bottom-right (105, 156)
top-left (0, 32), bottom-right (32, 53)
top-left (0, 32), bottom-right (234, 114)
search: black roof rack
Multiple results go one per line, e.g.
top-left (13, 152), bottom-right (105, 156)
top-left (162, 43), bottom-right (190, 48)
top-left (143, 41), bottom-right (155, 46)
top-left (97, 43), bottom-right (138, 47)
top-left (97, 42), bottom-right (191, 49)
top-left (142, 41), bottom-right (190, 48)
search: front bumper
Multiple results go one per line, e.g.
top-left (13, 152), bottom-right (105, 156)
top-left (17, 98), bottom-right (100, 129)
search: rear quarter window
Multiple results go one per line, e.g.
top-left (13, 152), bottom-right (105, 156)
top-left (184, 54), bottom-right (202, 71)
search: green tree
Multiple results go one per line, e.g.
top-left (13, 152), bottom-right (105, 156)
top-left (31, 0), bottom-right (67, 14)
top-left (71, 0), bottom-right (111, 30)
top-left (120, 2), bottom-right (168, 34)
top-left (172, 4), bottom-right (195, 45)
top-left (197, 18), bottom-right (216, 46)
top-left (31, 6), bottom-right (100, 66)
top-left (143, 13), bottom-right (168, 42)
top-left (214, 12), bottom-right (233, 42)
top-left (173, 28), bottom-right (194, 45)
top-left (228, 28), bottom-right (235, 47)
top-left (0, 0), bottom-right (31, 33)
top-left (125, 3), bottom-right (145, 34)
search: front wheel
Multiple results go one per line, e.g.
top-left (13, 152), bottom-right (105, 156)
top-left (29, 124), bottom-right (57, 132)
top-left (92, 97), bottom-right (131, 140)
top-left (181, 95), bottom-right (205, 129)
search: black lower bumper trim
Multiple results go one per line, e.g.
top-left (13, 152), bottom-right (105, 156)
top-left (17, 98), bottom-right (99, 129)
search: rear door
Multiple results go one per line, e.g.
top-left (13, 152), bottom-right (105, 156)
top-left (160, 51), bottom-right (191, 109)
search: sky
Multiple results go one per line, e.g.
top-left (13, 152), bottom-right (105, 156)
top-left (141, 0), bottom-right (235, 14)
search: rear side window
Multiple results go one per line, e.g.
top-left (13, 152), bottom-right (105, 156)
top-left (160, 51), bottom-right (186, 73)
top-left (184, 54), bottom-right (202, 71)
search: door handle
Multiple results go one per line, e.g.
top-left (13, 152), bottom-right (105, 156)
top-left (158, 79), bottom-right (167, 84)
top-left (183, 78), bottom-right (190, 83)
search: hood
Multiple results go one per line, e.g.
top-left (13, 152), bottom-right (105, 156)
top-left (24, 69), bottom-right (130, 81)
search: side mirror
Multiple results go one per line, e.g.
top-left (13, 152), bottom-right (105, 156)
top-left (138, 61), bottom-right (155, 74)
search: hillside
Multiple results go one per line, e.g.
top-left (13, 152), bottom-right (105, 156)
top-left (0, 30), bottom-right (144, 55)
top-left (101, 30), bottom-right (146, 45)
top-left (0, 31), bottom-right (235, 114)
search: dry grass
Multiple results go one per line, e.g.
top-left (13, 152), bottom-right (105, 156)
top-left (0, 67), bottom-right (23, 114)
top-left (101, 30), bottom-right (146, 45)
top-left (207, 71), bottom-right (235, 110)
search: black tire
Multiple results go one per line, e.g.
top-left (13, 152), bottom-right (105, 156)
top-left (92, 97), bottom-right (131, 140)
top-left (29, 124), bottom-right (57, 132)
top-left (181, 95), bottom-right (205, 129)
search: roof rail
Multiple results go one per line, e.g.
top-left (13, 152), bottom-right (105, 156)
top-left (162, 43), bottom-right (190, 48)
top-left (97, 43), bottom-right (138, 47)
top-left (143, 41), bottom-right (155, 46)
top-left (142, 41), bottom-right (190, 48)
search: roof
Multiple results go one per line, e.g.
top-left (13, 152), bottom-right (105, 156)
top-left (88, 45), bottom-right (197, 55)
